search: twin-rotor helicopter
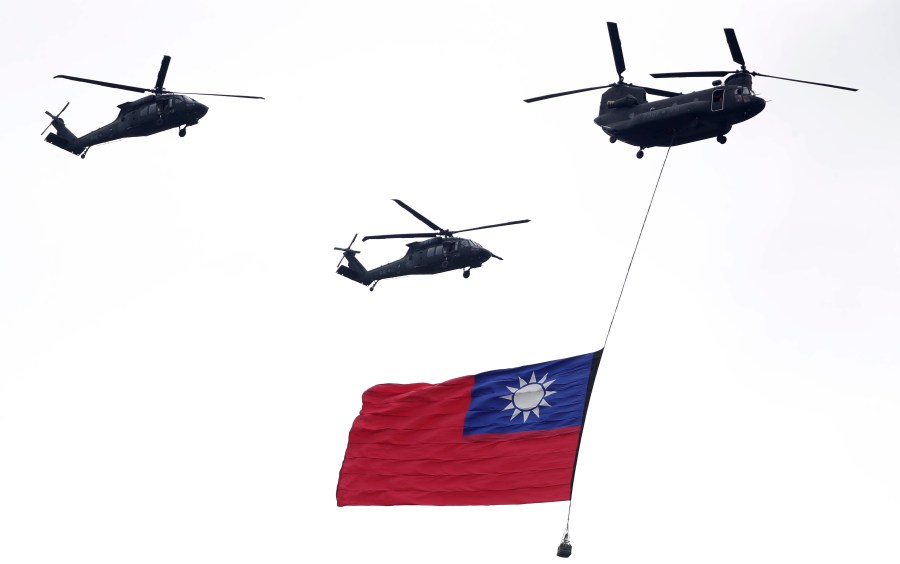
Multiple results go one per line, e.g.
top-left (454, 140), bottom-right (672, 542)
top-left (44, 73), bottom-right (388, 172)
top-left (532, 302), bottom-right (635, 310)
top-left (335, 200), bottom-right (530, 291)
top-left (525, 22), bottom-right (857, 158)
top-left (43, 56), bottom-right (263, 158)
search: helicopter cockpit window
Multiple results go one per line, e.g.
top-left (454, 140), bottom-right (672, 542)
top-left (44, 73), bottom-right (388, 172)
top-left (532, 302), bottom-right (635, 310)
top-left (733, 86), bottom-right (753, 103)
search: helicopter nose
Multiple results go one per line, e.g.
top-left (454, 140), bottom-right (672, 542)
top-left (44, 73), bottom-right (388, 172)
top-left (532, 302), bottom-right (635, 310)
top-left (477, 248), bottom-right (492, 263)
top-left (195, 103), bottom-right (209, 119)
top-left (750, 95), bottom-right (766, 115)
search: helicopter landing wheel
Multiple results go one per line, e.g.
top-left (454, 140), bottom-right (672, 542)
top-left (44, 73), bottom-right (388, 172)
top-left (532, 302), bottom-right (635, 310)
top-left (369, 286), bottom-right (374, 292)
top-left (717, 135), bottom-right (727, 144)
top-left (80, 153), bottom-right (86, 159)
top-left (463, 269), bottom-right (471, 279)
top-left (636, 149), bottom-right (644, 159)
top-left (179, 127), bottom-right (187, 138)
top-left (609, 135), bottom-right (617, 143)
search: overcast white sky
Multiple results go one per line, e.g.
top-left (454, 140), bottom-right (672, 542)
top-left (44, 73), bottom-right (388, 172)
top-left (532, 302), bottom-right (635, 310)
top-left (2, 1), bottom-right (899, 563)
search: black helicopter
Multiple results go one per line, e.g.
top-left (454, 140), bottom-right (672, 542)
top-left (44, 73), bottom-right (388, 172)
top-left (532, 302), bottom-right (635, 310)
top-left (43, 56), bottom-right (263, 158)
top-left (335, 200), bottom-right (530, 291)
top-left (525, 23), bottom-right (856, 158)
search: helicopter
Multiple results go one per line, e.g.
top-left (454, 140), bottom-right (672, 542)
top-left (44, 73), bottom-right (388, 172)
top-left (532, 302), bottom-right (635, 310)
top-left (43, 55), bottom-right (264, 158)
top-left (334, 199), bottom-right (530, 291)
top-left (524, 23), bottom-right (856, 158)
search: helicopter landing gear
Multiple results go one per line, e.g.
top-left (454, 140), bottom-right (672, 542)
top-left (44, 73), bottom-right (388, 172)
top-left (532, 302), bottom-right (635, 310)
top-left (717, 135), bottom-right (727, 144)
top-left (179, 126), bottom-right (187, 138)
top-left (463, 268), bottom-right (471, 279)
top-left (609, 135), bottom-right (617, 143)
top-left (369, 280), bottom-right (379, 292)
top-left (79, 147), bottom-right (89, 159)
top-left (636, 148), bottom-right (645, 159)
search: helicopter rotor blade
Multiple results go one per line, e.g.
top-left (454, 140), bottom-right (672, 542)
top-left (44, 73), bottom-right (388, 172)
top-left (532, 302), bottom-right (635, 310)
top-left (524, 84), bottom-right (616, 103)
top-left (641, 85), bottom-right (683, 97)
top-left (607, 22), bottom-right (626, 80)
top-left (54, 74), bottom-right (149, 94)
top-left (391, 199), bottom-right (443, 231)
top-left (175, 91), bottom-right (265, 100)
top-left (451, 219), bottom-right (531, 235)
top-left (650, 71), bottom-right (731, 78)
top-left (751, 72), bottom-right (857, 91)
top-left (334, 234), bottom-right (359, 267)
top-left (155, 55), bottom-right (171, 93)
top-left (41, 102), bottom-right (70, 135)
top-left (362, 232), bottom-right (437, 241)
top-left (724, 28), bottom-right (745, 68)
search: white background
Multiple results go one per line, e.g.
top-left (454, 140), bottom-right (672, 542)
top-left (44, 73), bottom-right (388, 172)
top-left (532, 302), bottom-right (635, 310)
top-left (2, 1), bottom-right (898, 563)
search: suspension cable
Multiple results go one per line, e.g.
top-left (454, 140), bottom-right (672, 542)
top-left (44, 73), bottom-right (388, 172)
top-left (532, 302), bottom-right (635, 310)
top-left (602, 143), bottom-right (674, 348)
top-left (560, 142), bottom-right (675, 557)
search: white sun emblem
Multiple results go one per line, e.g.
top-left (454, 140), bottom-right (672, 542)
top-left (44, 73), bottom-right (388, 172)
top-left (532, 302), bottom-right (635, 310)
top-left (500, 372), bottom-right (557, 422)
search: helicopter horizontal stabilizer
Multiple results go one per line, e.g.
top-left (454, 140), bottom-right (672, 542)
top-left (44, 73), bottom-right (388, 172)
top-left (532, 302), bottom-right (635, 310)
top-left (337, 265), bottom-right (370, 286)
top-left (44, 132), bottom-right (82, 156)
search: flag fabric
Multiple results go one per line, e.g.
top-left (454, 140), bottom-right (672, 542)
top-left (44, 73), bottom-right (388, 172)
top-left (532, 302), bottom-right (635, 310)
top-left (337, 350), bottom-right (602, 506)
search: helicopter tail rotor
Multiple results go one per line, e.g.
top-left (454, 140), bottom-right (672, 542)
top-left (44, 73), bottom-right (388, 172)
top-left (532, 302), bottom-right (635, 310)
top-left (42, 102), bottom-right (85, 156)
top-left (334, 233), bottom-right (361, 268)
top-left (41, 102), bottom-right (69, 135)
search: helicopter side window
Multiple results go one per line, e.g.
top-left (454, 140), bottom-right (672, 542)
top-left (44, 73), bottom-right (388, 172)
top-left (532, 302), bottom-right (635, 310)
top-left (711, 89), bottom-right (725, 112)
top-left (426, 247), bottom-right (435, 257)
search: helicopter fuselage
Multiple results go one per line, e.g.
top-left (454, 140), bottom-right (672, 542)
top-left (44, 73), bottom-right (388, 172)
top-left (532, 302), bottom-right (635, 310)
top-left (337, 236), bottom-right (495, 288)
top-left (45, 94), bottom-right (209, 157)
top-left (335, 199), bottom-right (528, 290)
top-left (595, 78), bottom-right (765, 149)
top-left (368, 237), bottom-right (493, 281)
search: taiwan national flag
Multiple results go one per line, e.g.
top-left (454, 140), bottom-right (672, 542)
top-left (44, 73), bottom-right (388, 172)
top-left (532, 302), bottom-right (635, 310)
top-left (337, 350), bottom-right (602, 506)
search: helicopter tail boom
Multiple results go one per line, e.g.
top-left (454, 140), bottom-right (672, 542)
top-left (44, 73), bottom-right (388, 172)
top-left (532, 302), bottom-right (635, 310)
top-left (43, 106), bottom-right (85, 156)
top-left (336, 264), bottom-right (370, 285)
top-left (44, 131), bottom-right (84, 156)
top-left (336, 249), bottom-right (372, 286)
